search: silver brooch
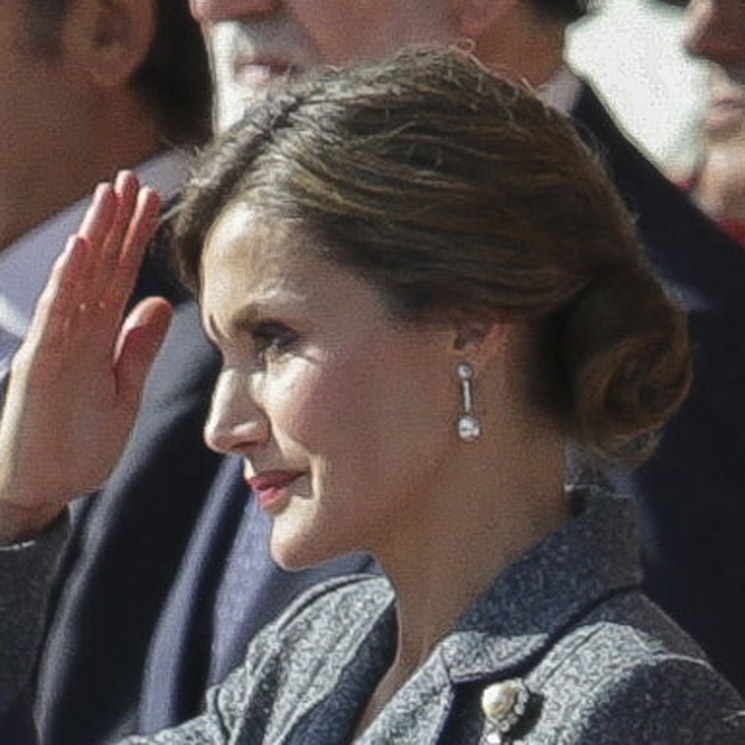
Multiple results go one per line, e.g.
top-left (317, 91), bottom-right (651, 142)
top-left (481, 678), bottom-right (530, 744)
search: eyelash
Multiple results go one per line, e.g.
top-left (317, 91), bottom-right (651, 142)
top-left (251, 321), bottom-right (298, 365)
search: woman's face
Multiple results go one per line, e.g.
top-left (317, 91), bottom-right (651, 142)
top-left (200, 203), bottom-right (458, 569)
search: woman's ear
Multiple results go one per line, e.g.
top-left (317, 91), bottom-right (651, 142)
top-left (60, 0), bottom-right (156, 89)
top-left (451, 317), bottom-right (510, 376)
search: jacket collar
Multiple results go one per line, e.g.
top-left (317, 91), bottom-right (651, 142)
top-left (438, 490), bottom-right (641, 683)
top-left (354, 491), bottom-right (641, 744)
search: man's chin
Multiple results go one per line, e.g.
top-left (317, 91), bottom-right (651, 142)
top-left (214, 75), bottom-right (299, 133)
top-left (215, 92), bottom-right (264, 133)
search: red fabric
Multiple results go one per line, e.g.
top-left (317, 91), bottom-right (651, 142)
top-left (719, 218), bottom-right (745, 247)
top-left (677, 178), bottom-right (745, 248)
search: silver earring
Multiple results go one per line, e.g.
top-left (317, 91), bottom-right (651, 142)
top-left (456, 362), bottom-right (481, 442)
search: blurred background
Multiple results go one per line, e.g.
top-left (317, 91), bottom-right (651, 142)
top-left (568, 0), bottom-right (705, 180)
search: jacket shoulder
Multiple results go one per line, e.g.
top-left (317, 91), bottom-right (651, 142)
top-left (199, 574), bottom-right (390, 741)
top-left (529, 592), bottom-right (745, 743)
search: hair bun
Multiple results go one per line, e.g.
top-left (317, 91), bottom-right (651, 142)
top-left (563, 262), bottom-right (692, 466)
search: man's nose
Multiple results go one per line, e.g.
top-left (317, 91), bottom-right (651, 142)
top-left (684, 0), bottom-right (743, 66)
top-left (191, 0), bottom-right (282, 24)
top-left (204, 370), bottom-right (269, 455)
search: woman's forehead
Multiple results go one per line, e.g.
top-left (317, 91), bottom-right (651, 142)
top-left (200, 205), bottom-right (342, 319)
top-left (201, 203), bottom-right (309, 279)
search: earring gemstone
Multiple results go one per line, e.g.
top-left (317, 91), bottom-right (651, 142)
top-left (457, 413), bottom-right (481, 442)
top-left (457, 362), bottom-right (474, 380)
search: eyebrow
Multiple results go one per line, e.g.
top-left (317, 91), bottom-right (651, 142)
top-left (205, 306), bottom-right (262, 344)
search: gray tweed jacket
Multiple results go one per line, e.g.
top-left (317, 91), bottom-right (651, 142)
top-left (2, 494), bottom-right (744, 744)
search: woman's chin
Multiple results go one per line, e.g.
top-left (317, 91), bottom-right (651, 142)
top-left (269, 517), bottom-right (351, 572)
top-left (269, 524), bottom-right (329, 571)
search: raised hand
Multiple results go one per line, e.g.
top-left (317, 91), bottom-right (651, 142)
top-left (0, 172), bottom-right (173, 542)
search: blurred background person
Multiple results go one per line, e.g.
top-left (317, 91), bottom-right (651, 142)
top-left (568, 0), bottom-right (706, 179)
top-left (663, 0), bottom-right (745, 245)
top-left (0, 1), bottom-right (220, 744)
top-left (684, 0), bottom-right (745, 84)
top-left (682, 65), bottom-right (745, 246)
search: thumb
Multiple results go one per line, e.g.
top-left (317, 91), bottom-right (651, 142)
top-left (115, 297), bottom-right (173, 409)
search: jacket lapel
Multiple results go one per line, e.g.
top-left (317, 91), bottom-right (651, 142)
top-left (358, 649), bottom-right (455, 744)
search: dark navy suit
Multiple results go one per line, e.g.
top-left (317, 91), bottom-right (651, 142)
top-left (33, 81), bottom-right (745, 745)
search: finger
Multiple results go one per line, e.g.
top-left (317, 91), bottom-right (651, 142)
top-left (15, 236), bottom-right (92, 378)
top-left (83, 187), bottom-right (161, 362)
top-left (78, 184), bottom-right (117, 248)
top-left (114, 297), bottom-right (173, 409)
top-left (114, 170), bottom-right (139, 210)
top-left (29, 235), bottom-right (89, 337)
top-left (109, 188), bottom-right (162, 309)
top-left (97, 172), bottom-right (140, 290)
top-left (76, 184), bottom-right (117, 301)
top-left (121, 187), bottom-right (161, 268)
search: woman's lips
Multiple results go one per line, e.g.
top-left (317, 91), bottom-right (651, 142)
top-left (247, 471), bottom-right (304, 511)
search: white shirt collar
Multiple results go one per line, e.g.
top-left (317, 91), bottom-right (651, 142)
top-left (0, 149), bottom-right (189, 339)
top-left (537, 66), bottom-right (582, 115)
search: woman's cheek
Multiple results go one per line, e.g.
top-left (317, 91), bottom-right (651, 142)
top-left (262, 358), bottom-right (336, 447)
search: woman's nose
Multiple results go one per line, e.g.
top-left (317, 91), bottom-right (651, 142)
top-left (190, 0), bottom-right (282, 24)
top-left (204, 370), bottom-right (269, 455)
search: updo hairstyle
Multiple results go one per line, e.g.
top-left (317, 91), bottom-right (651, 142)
top-left (174, 48), bottom-right (691, 468)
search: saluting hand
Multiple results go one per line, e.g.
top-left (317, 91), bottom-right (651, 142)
top-left (0, 172), bottom-right (173, 542)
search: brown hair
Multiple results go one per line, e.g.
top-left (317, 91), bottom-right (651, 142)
top-left (174, 48), bottom-right (691, 467)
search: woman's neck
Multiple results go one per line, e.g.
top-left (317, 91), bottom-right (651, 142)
top-left (354, 430), bottom-right (568, 738)
top-left (390, 466), bottom-right (566, 671)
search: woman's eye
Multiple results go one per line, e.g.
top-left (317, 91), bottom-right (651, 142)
top-left (252, 322), bottom-right (298, 364)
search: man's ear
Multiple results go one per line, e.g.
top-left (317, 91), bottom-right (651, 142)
top-left (450, 0), bottom-right (519, 38)
top-left (60, 0), bottom-right (156, 89)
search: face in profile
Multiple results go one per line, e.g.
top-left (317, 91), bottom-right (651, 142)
top-left (190, 0), bottom-right (456, 130)
top-left (685, 0), bottom-right (745, 88)
top-left (200, 203), bottom-right (460, 569)
top-left (702, 63), bottom-right (745, 142)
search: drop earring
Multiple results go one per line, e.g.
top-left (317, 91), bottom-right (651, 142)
top-left (456, 362), bottom-right (481, 442)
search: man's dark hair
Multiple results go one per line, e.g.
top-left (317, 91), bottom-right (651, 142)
top-left (531, 0), bottom-right (592, 22)
top-left (28, 0), bottom-right (212, 147)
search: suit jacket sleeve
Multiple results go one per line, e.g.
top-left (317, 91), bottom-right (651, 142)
top-left (0, 517), bottom-right (69, 728)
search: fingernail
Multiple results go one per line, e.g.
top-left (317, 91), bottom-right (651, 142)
top-left (115, 170), bottom-right (137, 193)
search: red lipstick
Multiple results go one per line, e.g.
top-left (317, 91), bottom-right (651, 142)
top-left (247, 471), bottom-right (303, 512)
